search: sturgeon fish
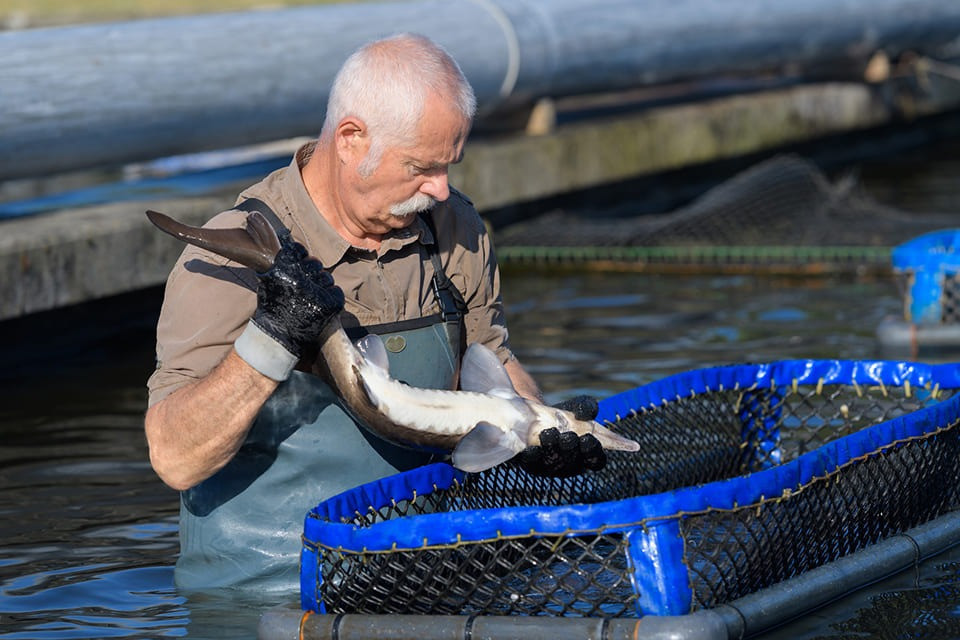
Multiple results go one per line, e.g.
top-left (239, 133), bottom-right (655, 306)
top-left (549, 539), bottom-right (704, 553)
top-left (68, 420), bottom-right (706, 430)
top-left (145, 209), bottom-right (640, 472)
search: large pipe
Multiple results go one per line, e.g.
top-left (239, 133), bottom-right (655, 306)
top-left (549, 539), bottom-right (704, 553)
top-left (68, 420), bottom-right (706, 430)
top-left (2, 0), bottom-right (960, 180)
top-left (256, 510), bottom-right (960, 640)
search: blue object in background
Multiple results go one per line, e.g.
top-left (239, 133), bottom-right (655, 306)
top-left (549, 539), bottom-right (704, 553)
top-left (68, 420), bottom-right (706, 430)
top-left (0, 156), bottom-right (288, 219)
top-left (891, 229), bottom-right (960, 325)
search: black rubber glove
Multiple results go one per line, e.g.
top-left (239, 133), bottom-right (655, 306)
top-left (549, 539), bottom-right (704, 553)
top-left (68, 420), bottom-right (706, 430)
top-left (514, 395), bottom-right (608, 477)
top-left (252, 236), bottom-right (344, 353)
top-left (235, 235), bottom-right (345, 380)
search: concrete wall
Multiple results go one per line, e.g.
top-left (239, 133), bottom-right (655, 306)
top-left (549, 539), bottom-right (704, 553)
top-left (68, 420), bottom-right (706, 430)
top-left (3, 75), bottom-right (959, 321)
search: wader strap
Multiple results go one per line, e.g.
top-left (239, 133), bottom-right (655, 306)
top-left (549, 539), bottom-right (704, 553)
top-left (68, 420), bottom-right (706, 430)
top-left (344, 314), bottom-right (445, 342)
top-left (420, 210), bottom-right (467, 355)
top-left (421, 210), bottom-right (468, 323)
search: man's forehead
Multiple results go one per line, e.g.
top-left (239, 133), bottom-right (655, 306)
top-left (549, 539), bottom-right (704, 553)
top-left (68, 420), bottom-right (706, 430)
top-left (402, 145), bottom-right (465, 167)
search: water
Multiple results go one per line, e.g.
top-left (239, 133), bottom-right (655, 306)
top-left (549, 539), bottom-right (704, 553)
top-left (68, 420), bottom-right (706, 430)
top-left (2, 141), bottom-right (959, 638)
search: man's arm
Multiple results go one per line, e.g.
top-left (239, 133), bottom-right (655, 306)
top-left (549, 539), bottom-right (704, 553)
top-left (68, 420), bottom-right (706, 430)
top-left (145, 350), bottom-right (278, 491)
top-left (504, 357), bottom-right (542, 402)
top-left (145, 232), bottom-right (344, 492)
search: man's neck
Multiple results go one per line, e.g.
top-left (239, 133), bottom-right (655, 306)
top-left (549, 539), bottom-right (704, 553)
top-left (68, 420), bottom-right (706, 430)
top-left (301, 145), bottom-right (383, 251)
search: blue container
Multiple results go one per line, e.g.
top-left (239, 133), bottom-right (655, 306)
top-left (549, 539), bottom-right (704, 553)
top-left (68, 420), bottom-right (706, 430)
top-left (891, 229), bottom-right (960, 325)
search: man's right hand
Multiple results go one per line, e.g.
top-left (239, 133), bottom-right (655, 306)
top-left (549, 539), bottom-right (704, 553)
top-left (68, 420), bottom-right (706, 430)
top-left (235, 235), bottom-right (345, 381)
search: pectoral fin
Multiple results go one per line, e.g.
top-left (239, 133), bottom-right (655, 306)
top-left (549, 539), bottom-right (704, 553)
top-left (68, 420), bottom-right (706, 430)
top-left (460, 343), bottom-right (516, 396)
top-left (356, 334), bottom-right (390, 373)
top-left (451, 422), bottom-right (525, 473)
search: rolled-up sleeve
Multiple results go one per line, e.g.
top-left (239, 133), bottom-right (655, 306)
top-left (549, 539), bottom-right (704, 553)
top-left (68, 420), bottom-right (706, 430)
top-left (147, 212), bottom-right (258, 407)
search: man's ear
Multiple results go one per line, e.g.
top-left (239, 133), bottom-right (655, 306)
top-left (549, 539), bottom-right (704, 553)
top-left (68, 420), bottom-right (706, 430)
top-left (334, 117), bottom-right (369, 165)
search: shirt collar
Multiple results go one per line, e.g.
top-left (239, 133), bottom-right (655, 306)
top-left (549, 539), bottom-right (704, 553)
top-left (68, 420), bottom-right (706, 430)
top-left (281, 143), bottom-right (352, 267)
top-left (381, 215), bottom-right (434, 256)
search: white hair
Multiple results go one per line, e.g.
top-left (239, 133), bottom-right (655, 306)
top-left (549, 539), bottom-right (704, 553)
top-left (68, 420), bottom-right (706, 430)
top-left (320, 33), bottom-right (477, 177)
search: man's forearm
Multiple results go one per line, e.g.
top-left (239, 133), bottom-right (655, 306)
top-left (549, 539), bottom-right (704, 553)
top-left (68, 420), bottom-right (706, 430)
top-left (145, 349), bottom-right (279, 491)
top-left (504, 357), bottom-right (542, 403)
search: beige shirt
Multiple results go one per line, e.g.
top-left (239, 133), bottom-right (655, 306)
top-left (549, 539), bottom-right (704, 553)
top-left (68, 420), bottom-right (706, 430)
top-left (147, 143), bottom-right (514, 406)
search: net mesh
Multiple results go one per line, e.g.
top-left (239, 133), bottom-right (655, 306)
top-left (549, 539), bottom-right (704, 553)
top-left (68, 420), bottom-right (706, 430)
top-left (306, 376), bottom-right (960, 617)
top-left (493, 154), bottom-right (956, 272)
top-left (946, 275), bottom-right (960, 322)
top-left (683, 425), bottom-right (960, 606)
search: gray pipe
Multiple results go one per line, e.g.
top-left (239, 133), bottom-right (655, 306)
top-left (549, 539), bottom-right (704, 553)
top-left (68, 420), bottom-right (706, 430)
top-left (257, 510), bottom-right (960, 640)
top-left (256, 608), bottom-right (730, 640)
top-left (2, 0), bottom-right (960, 180)
top-left (710, 509), bottom-right (960, 637)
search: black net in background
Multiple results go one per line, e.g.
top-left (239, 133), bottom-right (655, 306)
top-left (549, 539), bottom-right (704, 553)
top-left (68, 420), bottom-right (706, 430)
top-left (492, 154), bottom-right (956, 273)
top-left (307, 374), bottom-right (960, 617)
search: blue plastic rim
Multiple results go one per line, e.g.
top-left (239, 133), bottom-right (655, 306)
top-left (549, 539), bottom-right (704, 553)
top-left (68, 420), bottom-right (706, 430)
top-left (891, 228), bottom-right (960, 324)
top-left (300, 359), bottom-right (960, 616)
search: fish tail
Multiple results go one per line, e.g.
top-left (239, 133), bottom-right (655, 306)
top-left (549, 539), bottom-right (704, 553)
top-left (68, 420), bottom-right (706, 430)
top-left (145, 209), bottom-right (281, 272)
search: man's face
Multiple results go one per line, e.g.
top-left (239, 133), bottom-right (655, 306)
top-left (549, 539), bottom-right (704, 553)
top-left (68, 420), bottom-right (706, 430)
top-left (341, 92), bottom-right (470, 237)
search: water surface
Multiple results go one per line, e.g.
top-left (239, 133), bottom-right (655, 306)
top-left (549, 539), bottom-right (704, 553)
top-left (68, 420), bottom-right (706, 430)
top-left (2, 140), bottom-right (960, 638)
top-left (0, 270), bottom-right (927, 638)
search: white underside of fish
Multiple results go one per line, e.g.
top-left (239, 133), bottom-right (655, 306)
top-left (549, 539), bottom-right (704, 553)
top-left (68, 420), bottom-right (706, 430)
top-left (350, 332), bottom-right (639, 472)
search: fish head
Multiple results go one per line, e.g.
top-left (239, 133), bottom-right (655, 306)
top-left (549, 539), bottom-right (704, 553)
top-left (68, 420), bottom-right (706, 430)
top-left (530, 403), bottom-right (640, 453)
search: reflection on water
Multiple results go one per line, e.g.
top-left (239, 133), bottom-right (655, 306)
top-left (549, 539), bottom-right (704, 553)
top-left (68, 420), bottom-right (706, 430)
top-left (2, 140), bottom-right (960, 638)
top-left (504, 273), bottom-right (903, 403)
top-left (818, 559), bottom-right (960, 639)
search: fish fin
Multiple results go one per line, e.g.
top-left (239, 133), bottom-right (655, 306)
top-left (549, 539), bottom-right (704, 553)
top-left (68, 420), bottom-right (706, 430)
top-left (451, 422), bottom-right (524, 473)
top-left (356, 334), bottom-right (390, 372)
top-left (460, 343), bottom-right (517, 395)
top-left (145, 209), bottom-right (281, 272)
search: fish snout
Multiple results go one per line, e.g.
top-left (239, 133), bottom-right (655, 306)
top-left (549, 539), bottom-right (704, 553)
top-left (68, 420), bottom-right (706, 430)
top-left (591, 422), bottom-right (641, 452)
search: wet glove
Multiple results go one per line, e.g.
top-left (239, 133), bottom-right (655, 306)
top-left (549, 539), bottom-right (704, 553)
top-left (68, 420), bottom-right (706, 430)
top-left (234, 235), bottom-right (345, 381)
top-left (514, 395), bottom-right (608, 477)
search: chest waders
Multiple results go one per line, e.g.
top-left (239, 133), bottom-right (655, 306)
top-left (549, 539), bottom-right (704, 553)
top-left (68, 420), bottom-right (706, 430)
top-left (175, 201), bottom-right (466, 591)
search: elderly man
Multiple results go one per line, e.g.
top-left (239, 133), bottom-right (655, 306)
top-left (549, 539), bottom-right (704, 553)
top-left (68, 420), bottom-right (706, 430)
top-left (145, 33), bottom-right (603, 591)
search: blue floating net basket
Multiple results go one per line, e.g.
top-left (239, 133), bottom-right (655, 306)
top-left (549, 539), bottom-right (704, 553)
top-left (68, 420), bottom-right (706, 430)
top-left (892, 228), bottom-right (960, 325)
top-left (301, 359), bottom-right (960, 618)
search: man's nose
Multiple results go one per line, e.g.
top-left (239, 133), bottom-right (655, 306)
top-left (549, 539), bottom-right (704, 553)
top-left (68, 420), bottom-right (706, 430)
top-left (420, 171), bottom-right (450, 202)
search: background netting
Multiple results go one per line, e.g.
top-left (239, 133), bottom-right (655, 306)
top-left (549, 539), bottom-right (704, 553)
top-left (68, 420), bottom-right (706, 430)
top-left (302, 361), bottom-right (960, 617)
top-left (493, 155), bottom-right (956, 273)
